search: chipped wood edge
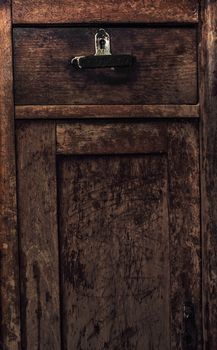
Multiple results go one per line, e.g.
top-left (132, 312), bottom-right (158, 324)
top-left (0, 1), bottom-right (21, 349)
top-left (15, 104), bottom-right (200, 120)
top-left (200, 1), bottom-right (217, 348)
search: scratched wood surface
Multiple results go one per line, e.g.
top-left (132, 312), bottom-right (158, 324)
top-left (168, 122), bottom-right (201, 349)
top-left (58, 154), bottom-right (170, 350)
top-left (14, 120), bottom-right (202, 348)
top-left (15, 104), bottom-right (200, 120)
top-left (56, 122), bottom-right (167, 155)
top-left (0, 1), bottom-right (21, 349)
top-left (55, 120), bottom-right (201, 349)
top-left (16, 121), bottom-right (61, 350)
top-left (12, 0), bottom-right (199, 23)
top-left (13, 27), bottom-right (198, 106)
top-left (200, 1), bottom-right (217, 348)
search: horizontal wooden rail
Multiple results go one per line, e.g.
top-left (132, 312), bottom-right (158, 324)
top-left (15, 104), bottom-right (200, 120)
top-left (12, 0), bottom-right (199, 24)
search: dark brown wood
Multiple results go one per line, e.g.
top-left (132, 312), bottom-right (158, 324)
top-left (12, 0), bottom-right (199, 24)
top-left (0, 2), bottom-right (21, 349)
top-left (200, 1), bottom-right (217, 348)
top-left (58, 154), bottom-right (170, 349)
top-left (16, 121), bottom-right (61, 350)
top-left (56, 122), bottom-right (167, 155)
top-left (14, 27), bottom-right (198, 106)
top-left (55, 120), bottom-right (202, 349)
top-left (15, 104), bottom-right (200, 120)
top-left (14, 117), bottom-right (202, 348)
top-left (168, 122), bottom-right (201, 349)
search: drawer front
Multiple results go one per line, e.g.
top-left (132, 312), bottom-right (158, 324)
top-left (14, 27), bottom-right (198, 106)
top-left (13, 0), bottom-right (199, 24)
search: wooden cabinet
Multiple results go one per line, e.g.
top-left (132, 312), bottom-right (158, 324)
top-left (1, 1), bottom-right (217, 350)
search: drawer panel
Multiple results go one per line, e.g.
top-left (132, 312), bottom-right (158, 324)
top-left (14, 27), bottom-right (198, 106)
top-left (13, 0), bottom-right (199, 24)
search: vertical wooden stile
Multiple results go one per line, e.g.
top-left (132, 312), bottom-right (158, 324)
top-left (0, 1), bottom-right (21, 349)
top-left (16, 121), bottom-right (61, 350)
top-left (200, 1), bottom-right (217, 348)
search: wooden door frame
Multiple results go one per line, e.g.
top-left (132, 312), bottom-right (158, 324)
top-left (0, 0), bottom-right (217, 349)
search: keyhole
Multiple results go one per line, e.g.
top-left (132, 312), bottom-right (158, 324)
top-left (99, 38), bottom-right (106, 50)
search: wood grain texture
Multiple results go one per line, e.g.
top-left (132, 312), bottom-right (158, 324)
top-left (56, 121), bottom-right (201, 348)
top-left (58, 155), bottom-right (170, 350)
top-left (200, 1), bottom-right (217, 348)
top-left (14, 119), bottom-right (202, 348)
top-left (12, 0), bottom-right (199, 24)
top-left (56, 121), bottom-right (167, 155)
top-left (0, 1), bottom-right (21, 349)
top-left (15, 104), bottom-right (200, 120)
top-left (16, 122), bottom-right (61, 350)
top-left (13, 27), bottom-right (198, 106)
top-left (168, 122), bottom-right (201, 349)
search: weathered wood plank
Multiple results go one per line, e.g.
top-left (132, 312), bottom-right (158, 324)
top-left (12, 0), bottom-right (199, 24)
top-left (16, 121), bottom-right (61, 350)
top-left (200, 1), bottom-right (217, 348)
top-left (168, 122), bottom-right (201, 349)
top-left (58, 155), bottom-right (170, 349)
top-left (56, 122), bottom-right (167, 155)
top-left (0, 1), bottom-right (21, 349)
top-left (15, 104), bottom-right (200, 120)
top-left (14, 27), bottom-right (198, 105)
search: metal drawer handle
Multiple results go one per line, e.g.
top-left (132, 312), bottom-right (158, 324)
top-left (71, 28), bottom-right (134, 69)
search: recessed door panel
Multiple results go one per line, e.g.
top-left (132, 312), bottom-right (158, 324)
top-left (58, 155), bottom-right (169, 349)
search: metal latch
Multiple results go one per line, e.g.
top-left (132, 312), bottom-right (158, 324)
top-left (71, 28), bottom-right (134, 69)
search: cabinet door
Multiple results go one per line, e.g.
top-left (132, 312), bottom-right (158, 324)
top-left (16, 120), bottom-right (201, 350)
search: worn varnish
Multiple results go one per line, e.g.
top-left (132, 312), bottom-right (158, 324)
top-left (12, 0), bottom-right (199, 24)
top-left (13, 27), bottom-right (198, 105)
top-left (16, 122), bottom-right (61, 350)
top-left (58, 155), bottom-right (170, 349)
top-left (200, 0), bottom-right (217, 348)
top-left (0, 1), bottom-right (21, 349)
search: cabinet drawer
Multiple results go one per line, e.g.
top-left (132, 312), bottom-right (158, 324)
top-left (14, 27), bottom-right (198, 106)
top-left (13, 0), bottom-right (199, 24)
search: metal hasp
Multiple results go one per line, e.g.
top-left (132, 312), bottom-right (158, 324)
top-left (182, 301), bottom-right (197, 350)
top-left (71, 28), bottom-right (134, 69)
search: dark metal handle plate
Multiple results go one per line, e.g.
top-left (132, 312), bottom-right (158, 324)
top-left (71, 54), bottom-right (134, 69)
